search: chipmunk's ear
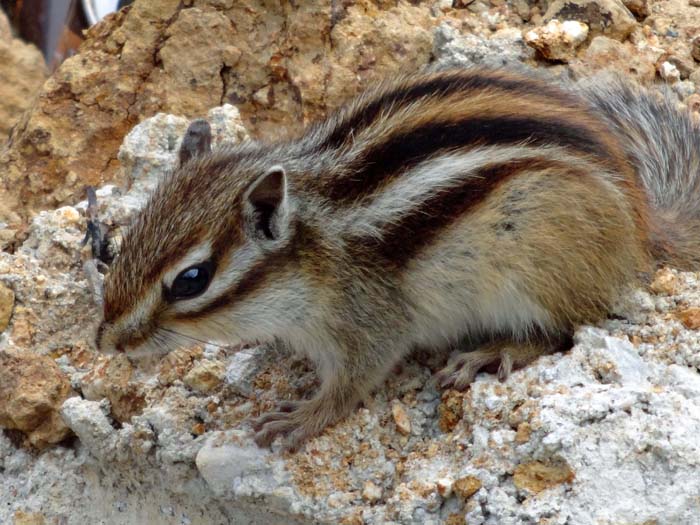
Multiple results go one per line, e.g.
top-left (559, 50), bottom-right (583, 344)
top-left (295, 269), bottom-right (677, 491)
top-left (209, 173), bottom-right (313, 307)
top-left (179, 119), bottom-right (212, 165)
top-left (244, 165), bottom-right (289, 241)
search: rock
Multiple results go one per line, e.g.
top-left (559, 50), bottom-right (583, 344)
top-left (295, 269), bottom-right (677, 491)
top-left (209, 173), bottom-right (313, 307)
top-left (513, 460), bottom-right (575, 494)
top-left (672, 80), bottom-right (696, 99)
top-left (0, 0), bottom-right (434, 227)
top-left (206, 104), bottom-right (249, 148)
top-left (195, 431), bottom-right (290, 505)
top-left (691, 36), bottom-right (700, 62)
top-left (0, 349), bottom-right (73, 448)
top-left (571, 36), bottom-right (660, 80)
top-left (80, 354), bottom-right (146, 422)
top-left (0, 282), bottom-right (14, 332)
top-left (453, 476), bottom-right (482, 500)
top-left (543, 0), bottom-right (637, 41)
top-left (362, 481), bottom-right (383, 503)
top-left (621, 0), bottom-right (649, 18)
top-left (433, 22), bottom-right (534, 69)
top-left (60, 397), bottom-right (118, 459)
top-left (524, 19), bottom-right (590, 62)
top-left (118, 113), bottom-right (190, 195)
top-left (184, 359), bottom-right (225, 394)
top-left (650, 267), bottom-right (681, 295)
top-left (391, 401), bottom-right (412, 435)
top-left (677, 307), bottom-right (700, 330)
top-left (223, 345), bottom-right (274, 397)
top-left (585, 332), bottom-right (650, 385)
top-left (659, 60), bottom-right (681, 83)
top-left (436, 477), bottom-right (454, 498)
top-left (0, 9), bottom-right (47, 142)
top-left (12, 511), bottom-right (46, 525)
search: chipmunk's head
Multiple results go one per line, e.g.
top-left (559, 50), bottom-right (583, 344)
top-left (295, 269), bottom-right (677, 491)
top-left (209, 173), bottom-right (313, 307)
top-left (96, 121), bottom-right (304, 357)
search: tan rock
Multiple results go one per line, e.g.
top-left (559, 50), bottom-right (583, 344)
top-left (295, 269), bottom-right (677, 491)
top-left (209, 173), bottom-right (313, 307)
top-left (544, 0), bottom-right (637, 41)
top-left (0, 9), bottom-right (47, 142)
top-left (453, 476), bottom-right (482, 500)
top-left (391, 400), bottom-right (412, 435)
top-left (513, 460), bottom-right (575, 493)
top-left (0, 282), bottom-right (14, 332)
top-left (362, 480), bottom-right (383, 503)
top-left (570, 36), bottom-right (659, 81)
top-left (13, 511), bottom-right (45, 525)
top-left (184, 359), bottom-right (225, 393)
top-left (691, 36), bottom-right (700, 63)
top-left (81, 354), bottom-right (145, 422)
top-left (439, 390), bottom-right (464, 432)
top-left (0, 348), bottom-right (73, 448)
top-left (621, 0), bottom-right (649, 18)
top-left (650, 267), bottom-right (680, 295)
top-left (0, 0), bottom-right (434, 228)
top-left (524, 19), bottom-right (589, 62)
top-left (158, 346), bottom-right (204, 385)
top-left (677, 307), bottom-right (700, 330)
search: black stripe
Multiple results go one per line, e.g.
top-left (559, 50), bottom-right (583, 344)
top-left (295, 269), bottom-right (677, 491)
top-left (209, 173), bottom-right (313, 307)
top-left (316, 72), bottom-right (581, 153)
top-left (323, 116), bottom-right (611, 202)
top-left (175, 221), bottom-right (318, 320)
top-left (351, 158), bottom-right (564, 268)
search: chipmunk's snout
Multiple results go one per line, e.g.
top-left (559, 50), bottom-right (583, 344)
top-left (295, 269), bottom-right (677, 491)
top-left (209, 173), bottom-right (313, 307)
top-left (95, 318), bottom-right (156, 356)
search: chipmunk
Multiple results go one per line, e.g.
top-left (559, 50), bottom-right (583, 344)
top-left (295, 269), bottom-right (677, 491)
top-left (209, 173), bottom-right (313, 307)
top-left (96, 68), bottom-right (700, 450)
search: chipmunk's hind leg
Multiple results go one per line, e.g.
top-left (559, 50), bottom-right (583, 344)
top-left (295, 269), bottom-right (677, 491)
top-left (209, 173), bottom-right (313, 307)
top-left (435, 337), bottom-right (569, 390)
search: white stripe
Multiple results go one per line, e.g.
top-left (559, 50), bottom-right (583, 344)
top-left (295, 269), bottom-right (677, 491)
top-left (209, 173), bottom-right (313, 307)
top-left (162, 240), bottom-right (214, 288)
top-left (339, 145), bottom-right (558, 237)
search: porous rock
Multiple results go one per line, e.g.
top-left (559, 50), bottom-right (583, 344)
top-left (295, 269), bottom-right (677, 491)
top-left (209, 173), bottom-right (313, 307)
top-left (0, 8), bottom-right (47, 142)
top-left (524, 19), bottom-right (590, 62)
top-left (432, 22), bottom-right (534, 69)
top-left (0, 348), bottom-right (73, 448)
top-left (0, 0), bottom-right (434, 232)
top-left (543, 0), bottom-right (637, 41)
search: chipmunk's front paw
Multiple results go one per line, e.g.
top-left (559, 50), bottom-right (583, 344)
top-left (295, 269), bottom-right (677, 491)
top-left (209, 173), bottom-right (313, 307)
top-left (250, 399), bottom-right (337, 452)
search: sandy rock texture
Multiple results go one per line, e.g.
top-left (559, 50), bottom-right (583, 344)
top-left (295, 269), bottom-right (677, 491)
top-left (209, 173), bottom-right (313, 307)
top-left (2, 0), bottom-right (699, 242)
top-left (2, 0), bottom-right (700, 524)
top-left (0, 8), bottom-right (46, 143)
top-left (0, 0), bottom-right (434, 234)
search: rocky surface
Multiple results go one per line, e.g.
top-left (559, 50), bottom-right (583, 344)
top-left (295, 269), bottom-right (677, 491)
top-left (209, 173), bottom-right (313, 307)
top-left (2, 0), bottom-right (700, 524)
top-left (2, 0), bottom-right (700, 241)
top-left (0, 8), bottom-right (46, 143)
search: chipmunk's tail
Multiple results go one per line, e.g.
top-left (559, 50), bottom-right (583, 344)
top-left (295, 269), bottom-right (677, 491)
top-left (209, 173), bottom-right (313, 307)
top-left (578, 74), bottom-right (700, 270)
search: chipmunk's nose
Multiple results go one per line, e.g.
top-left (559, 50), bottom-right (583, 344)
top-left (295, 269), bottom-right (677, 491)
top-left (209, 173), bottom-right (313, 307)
top-left (95, 321), bottom-right (124, 354)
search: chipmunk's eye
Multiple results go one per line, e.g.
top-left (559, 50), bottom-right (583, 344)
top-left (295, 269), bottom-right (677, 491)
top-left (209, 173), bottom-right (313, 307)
top-left (169, 261), bottom-right (214, 300)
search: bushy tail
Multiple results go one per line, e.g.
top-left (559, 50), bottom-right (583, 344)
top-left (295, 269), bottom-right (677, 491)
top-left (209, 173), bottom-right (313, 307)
top-left (578, 74), bottom-right (700, 270)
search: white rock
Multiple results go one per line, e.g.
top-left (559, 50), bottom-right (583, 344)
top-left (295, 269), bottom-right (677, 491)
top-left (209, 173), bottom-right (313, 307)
top-left (659, 61), bottom-right (681, 83)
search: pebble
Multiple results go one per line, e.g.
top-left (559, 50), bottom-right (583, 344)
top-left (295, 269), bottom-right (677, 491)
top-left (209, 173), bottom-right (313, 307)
top-left (659, 61), bottom-right (681, 83)
top-left (362, 481), bottom-right (383, 503)
top-left (524, 19), bottom-right (589, 62)
top-left (453, 476), bottom-right (482, 500)
top-left (391, 401), bottom-right (412, 435)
